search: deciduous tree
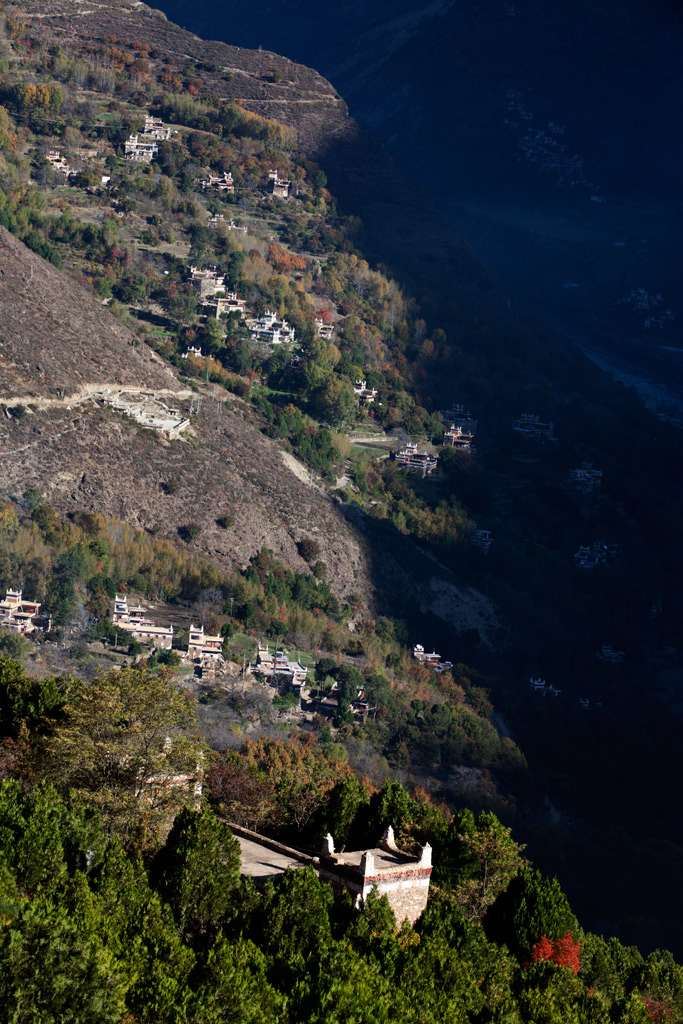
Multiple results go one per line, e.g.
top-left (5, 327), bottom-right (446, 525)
top-left (39, 668), bottom-right (204, 847)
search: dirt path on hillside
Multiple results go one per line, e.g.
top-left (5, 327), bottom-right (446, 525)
top-left (2, 382), bottom-right (192, 412)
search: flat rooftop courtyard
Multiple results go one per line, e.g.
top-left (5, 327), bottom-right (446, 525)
top-left (236, 834), bottom-right (309, 883)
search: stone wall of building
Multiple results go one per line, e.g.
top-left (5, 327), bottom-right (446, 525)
top-left (372, 866), bottom-right (432, 925)
top-left (318, 828), bottom-right (433, 925)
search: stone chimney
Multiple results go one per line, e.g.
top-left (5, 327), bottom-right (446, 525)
top-left (321, 833), bottom-right (335, 857)
top-left (419, 843), bottom-right (432, 869)
top-left (360, 850), bottom-right (375, 876)
top-left (382, 824), bottom-right (399, 851)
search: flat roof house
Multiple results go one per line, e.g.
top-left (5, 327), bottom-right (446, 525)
top-left (318, 826), bottom-right (432, 925)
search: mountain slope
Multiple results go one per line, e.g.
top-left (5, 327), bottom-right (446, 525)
top-left (0, 226), bottom-right (178, 399)
top-left (0, 230), bottom-right (499, 636)
top-left (0, 230), bottom-right (366, 595)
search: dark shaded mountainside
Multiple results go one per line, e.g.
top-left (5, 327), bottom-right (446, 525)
top-left (157, 0), bottom-right (683, 417)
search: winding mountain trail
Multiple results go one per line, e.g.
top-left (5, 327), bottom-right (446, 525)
top-left (2, 383), bottom-right (193, 412)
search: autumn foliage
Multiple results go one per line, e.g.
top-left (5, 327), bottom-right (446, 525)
top-left (531, 931), bottom-right (581, 973)
top-left (209, 733), bottom-right (353, 834)
top-left (642, 999), bottom-right (673, 1024)
top-left (267, 242), bottom-right (307, 275)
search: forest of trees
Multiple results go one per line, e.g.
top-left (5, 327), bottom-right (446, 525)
top-left (0, 656), bottom-right (680, 1024)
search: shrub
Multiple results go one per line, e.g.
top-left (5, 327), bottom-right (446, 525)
top-left (157, 648), bottom-right (181, 667)
top-left (179, 523), bottom-right (202, 543)
top-left (297, 537), bottom-right (321, 563)
top-left (0, 630), bottom-right (29, 659)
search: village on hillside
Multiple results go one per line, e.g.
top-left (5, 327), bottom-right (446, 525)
top-left (0, 45), bottom-right (642, 757)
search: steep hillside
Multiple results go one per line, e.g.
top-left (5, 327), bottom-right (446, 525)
top-left (12, 0), bottom-right (560, 364)
top-left (0, 226), bottom-right (178, 398)
top-left (0, 233), bottom-right (501, 635)
top-left (3, 0), bottom-right (683, 957)
top-left (0, 230), bottom-right (370, 595)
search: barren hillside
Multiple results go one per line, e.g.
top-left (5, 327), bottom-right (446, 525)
top-left (0, 227), bottom-right (178, 399)
top-left (0, 396), bottom-right (372, 595)
top-left (0, 229), bottom-right (362, 593)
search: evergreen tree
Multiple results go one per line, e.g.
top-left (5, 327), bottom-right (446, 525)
top-left (151, 806), bottom-right (241, 944)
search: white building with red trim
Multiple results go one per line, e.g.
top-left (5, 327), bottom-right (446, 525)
top-left (111, 594), bottom-right (173, 649)
top-left (319, 827), bottom-right (432, 925)
top-left (0, 589), bottom-right (50, 634)
top-left (201, 172), bottom-right (234, 193)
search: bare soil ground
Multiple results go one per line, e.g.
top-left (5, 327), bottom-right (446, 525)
top-left (0, 384), bottom-right (368, 598)
top-left (0, 227), bottom-right (179, 400)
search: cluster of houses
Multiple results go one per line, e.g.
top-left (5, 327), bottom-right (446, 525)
top-left (443, 424), bottom-right (475, 451)
top-left (0, 588), bottom-right (51, 635)
top-left (188, 266), bottom-right (248, 319)
top-left (187, 265), bottom-right (298, 346)
top-left (208, 214), bottom-right (246, 232)
top-left (395, 442), bottom-right (438, 475)
top-left (189, 265), bottom-right (226, 299)
top-left (204, 292), bottom-right (247, 320)
top-left (311, 679), bottom-right (375, 722)
top-left (46, 148), bottom-right (73, 176)
top-left (412, 644), bottom-right (453, 674)
top-left (112, 593), bottom-right (174, 648)
top-left (513, 413), bottom-right (556, 441)
top-left (353, 380), bottom-right (378, 405)
top-left (46, 148), bottom-right (110, 186)
top-left (529, 677), bottom-right (561, 697)
top-left (268, 169), bottom-right (291, 199)
top-left (124, 116), bottom-right (172, 163)
top-left (519, 126), bottom-right (596, 191)
top-left (141, 116), bottom-right (173, 140)
top-left (578, 698), bottom-right (604, 711)
top-left (441, 404), bottom-right (477, 452)
top-left (597, 643), bottom-right (625, 663)
top-left (112, 595), bottom-right (224, 664)
top-left (471, 528), bottom-right (493, 554)
top-left (248, 310), bottom-right (297, 346)
top-left (504, 92), bottom-right (597, 193)
top-left (201, 172), bottom-right (234, 194)
top-left (531, 676), bottom-right (606, 710)
top-left (322, 680), bottom-right (375, 721)
top-left (315, 317), bottom-right (334, 340)
top-left (617, 288), bottom-right (674, 330)
top-left (444, 403), bottom-right (477, 430)
top-left (124, 135), bottom-right (158, 163)
top-left (570, 461), bottom-right (603, 493)
top-left (573, 541), bottom-right (619, 569)
top-left (252, 643), bottom-right (308, 694)
top-left (251, 644), bottom-right (377, 720)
